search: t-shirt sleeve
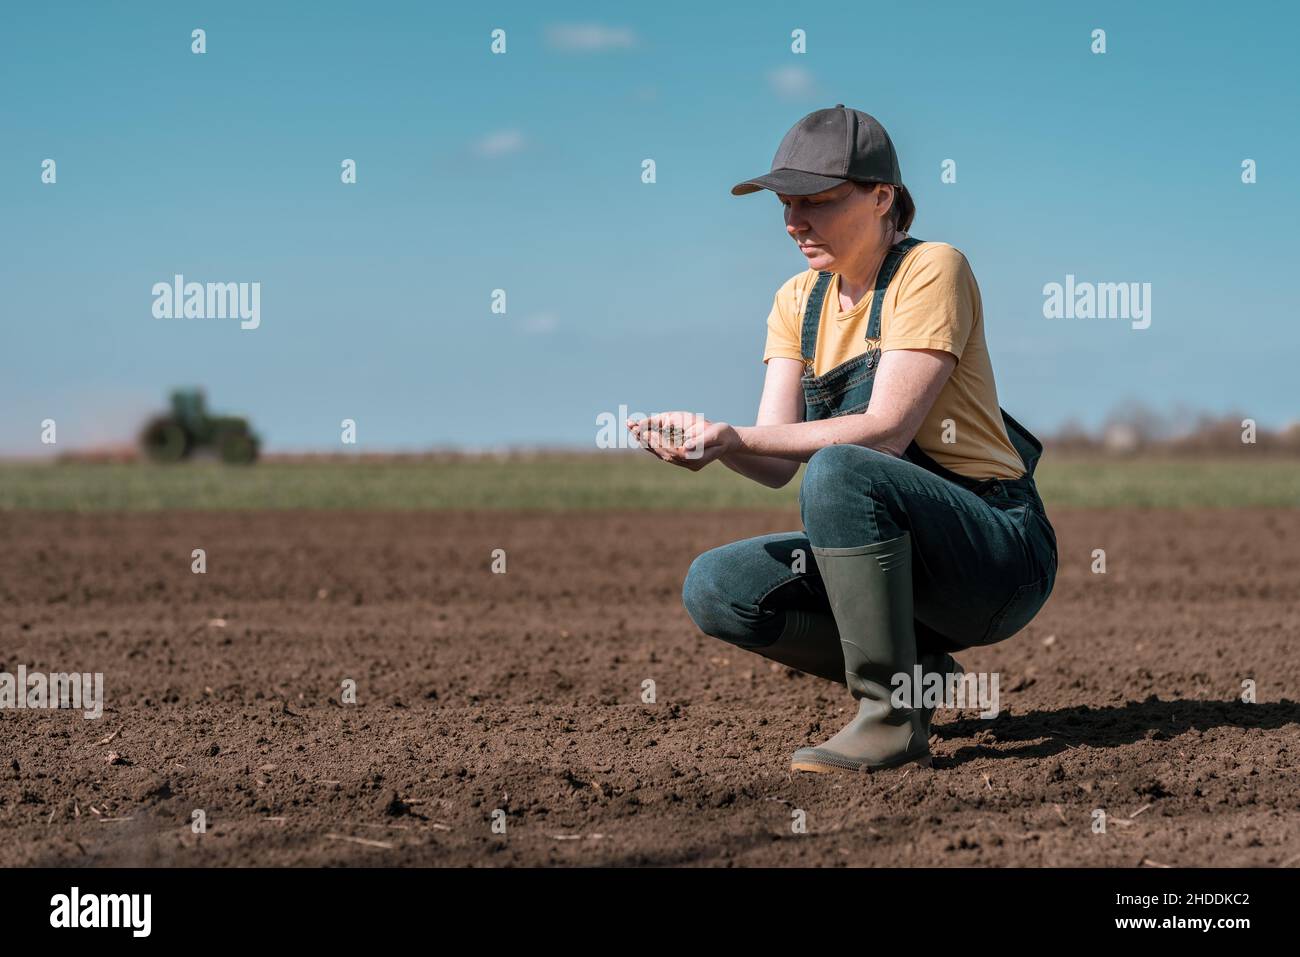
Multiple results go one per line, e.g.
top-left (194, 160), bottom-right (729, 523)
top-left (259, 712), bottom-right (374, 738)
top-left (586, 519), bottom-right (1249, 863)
top-left (762, 274), bottom-right (806, 364)
top-left (880, 244), bottom-right (977, 359)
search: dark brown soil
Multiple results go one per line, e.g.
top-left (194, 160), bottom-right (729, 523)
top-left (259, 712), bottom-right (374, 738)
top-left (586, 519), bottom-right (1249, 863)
top-left (1, 509), bottom-right (1297, 867)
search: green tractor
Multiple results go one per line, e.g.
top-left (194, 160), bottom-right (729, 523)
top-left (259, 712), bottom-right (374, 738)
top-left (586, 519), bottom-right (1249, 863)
top-left (140, 389), bottom-right (261, 464)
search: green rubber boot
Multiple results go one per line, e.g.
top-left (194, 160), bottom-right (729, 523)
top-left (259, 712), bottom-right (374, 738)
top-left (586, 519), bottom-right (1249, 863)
top-left (755, 611), bottom-right (964, 722)
top-left (917, 650), bottom-right (965, 738)
top-left (791, 533), bottom-right (931, 774)
top-left (752, 608), bottom-right (846, 684)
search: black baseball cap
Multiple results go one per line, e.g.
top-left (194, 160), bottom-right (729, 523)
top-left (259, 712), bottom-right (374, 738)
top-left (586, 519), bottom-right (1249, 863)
top-left (731, 104), bottom-right (914, 228)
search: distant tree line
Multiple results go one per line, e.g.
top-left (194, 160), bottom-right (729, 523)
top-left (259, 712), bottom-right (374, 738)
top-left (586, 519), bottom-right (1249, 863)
top-left (1045, 403), bottom-right (1300, 454)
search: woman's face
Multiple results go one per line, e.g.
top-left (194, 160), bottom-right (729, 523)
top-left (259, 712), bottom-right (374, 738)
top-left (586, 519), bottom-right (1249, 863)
top-left (778, 181), bottom-right (892, 271)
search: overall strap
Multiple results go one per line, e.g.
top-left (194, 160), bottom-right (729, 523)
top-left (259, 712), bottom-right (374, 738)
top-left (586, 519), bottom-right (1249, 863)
top-left (865, 237), bottom-right (923, 339)
top-left (999, 408), bottom-right (1044, 476)
top-left (798, 237), bottom-right (924, 367)
top-left (798, 270), bottom-right (835, 365)
top-left (904, 408), bottom-right (1044, 485)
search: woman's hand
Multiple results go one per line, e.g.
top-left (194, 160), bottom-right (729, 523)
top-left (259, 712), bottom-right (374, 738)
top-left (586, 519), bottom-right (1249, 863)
top-left (627, 412), bottom-right (739, 471)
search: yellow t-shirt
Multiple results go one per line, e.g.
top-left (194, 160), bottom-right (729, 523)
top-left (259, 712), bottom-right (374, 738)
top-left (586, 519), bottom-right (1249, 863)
top-left (762, 241), bottom-right (1025, 481)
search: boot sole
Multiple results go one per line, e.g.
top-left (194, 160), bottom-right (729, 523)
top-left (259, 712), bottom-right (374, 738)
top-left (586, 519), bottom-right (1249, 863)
top-left (790, 751), bottom-right (932, 774)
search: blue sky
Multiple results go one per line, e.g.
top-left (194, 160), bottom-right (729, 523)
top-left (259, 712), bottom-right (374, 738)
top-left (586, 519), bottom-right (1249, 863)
top-left (2, 0), bottom-right (1296, 453)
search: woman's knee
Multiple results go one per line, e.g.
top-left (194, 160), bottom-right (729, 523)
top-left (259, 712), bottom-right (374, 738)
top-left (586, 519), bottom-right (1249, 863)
top-left (799, 444), bottom-right (903, 542)
top-left (681, 547), bottom-right (770, 647)
top-left (682, 549), bottom-right (733, 638)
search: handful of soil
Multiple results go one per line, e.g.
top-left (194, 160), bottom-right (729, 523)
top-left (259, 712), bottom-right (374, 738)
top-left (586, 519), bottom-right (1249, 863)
top-left (644, 424), bottom-right (687, 447)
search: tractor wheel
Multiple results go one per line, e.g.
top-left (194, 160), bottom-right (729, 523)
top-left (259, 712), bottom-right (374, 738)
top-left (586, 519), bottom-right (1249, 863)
top-left (141, 417), bottom-right (190, 463)
top-left (218, 430), bottom-right (259, 465)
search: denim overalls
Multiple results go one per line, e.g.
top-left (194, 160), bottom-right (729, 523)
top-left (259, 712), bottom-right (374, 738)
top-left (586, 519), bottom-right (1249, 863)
top-left (681, 238), bottom-right (1058, 654)
top-left (796, 237), bottom-right (1058, 645)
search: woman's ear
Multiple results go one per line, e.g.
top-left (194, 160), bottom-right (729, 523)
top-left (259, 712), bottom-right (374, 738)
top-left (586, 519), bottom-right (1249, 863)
top-left (878, 183), bottom-right (896, 216)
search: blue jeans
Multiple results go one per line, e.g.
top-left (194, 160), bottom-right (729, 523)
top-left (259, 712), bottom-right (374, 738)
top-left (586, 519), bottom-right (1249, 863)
top-left (681, 444), bottom-right (1058, 655)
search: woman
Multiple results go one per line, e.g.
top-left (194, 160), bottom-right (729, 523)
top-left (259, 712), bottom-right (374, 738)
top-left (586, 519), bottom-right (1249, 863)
top-left (627, 105), bottom-right (1057, 775)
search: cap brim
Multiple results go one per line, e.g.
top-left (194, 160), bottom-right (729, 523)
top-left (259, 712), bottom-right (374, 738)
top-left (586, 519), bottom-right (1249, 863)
top-left (730, 168), bottom-right (849, 197)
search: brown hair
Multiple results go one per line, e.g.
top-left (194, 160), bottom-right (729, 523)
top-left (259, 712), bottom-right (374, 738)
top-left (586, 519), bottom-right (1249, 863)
top-left (855, 181), bottom-right (916, 233)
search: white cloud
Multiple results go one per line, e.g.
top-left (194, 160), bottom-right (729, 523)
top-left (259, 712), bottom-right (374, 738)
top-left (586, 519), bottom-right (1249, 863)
top-left (545, 24), bottom-right (637, 52)
top-left (472, 129), bottom-right (527, 158)
top-left (768, 65), bottom-right (817, 100)
top-left (521, 313), bottom-right (558, 335)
